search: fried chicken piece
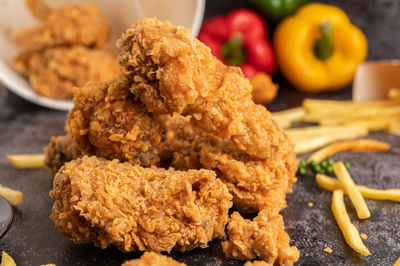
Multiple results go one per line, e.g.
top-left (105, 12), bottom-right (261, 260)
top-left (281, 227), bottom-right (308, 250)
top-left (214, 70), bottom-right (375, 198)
top-left (67, 76), bottom-right (162, 166)
top-left (249, 73), bottom-right (279, 105)
top-left (14, 2), bottom-right (109, 51)
top-left (117, 18), bottom-right (286, 159)
top-left (222, 209), bottom-right (299, 265)
top-left (122, 252), bottom-right (186, 266)
top-left (25, 0), bottom-right (53, 21)
top-left (244, 261), bottom-right (271, 266)
top-left (14, 46), bottom-right (119, 99)
top-left (44, 134), bottom-right (79, 175)
top-left (156, 114), bottom-right (297, 213)
top-left (50, 156), bottom-right (232, 252)
top-left (199, 145), bottom-right (297, 213)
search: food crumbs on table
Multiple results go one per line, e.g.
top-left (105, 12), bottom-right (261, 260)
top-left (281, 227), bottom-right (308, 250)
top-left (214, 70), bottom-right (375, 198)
top-left (323, 247), bottom-right (333, 254)
top-left (360, 233), bottom-right (368, 240)
top-left (308, 202), bottom-right (314, 207)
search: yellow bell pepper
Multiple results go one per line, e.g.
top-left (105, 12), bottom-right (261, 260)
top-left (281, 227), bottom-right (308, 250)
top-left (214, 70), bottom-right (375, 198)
top-left (274, 3), bottom-right (367, 93)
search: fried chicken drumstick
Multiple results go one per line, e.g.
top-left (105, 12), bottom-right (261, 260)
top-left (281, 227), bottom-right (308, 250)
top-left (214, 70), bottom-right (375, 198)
top-left (117, 18), bottom-right (286, 159)
top-left (50, 156), bottom-right (232, 252)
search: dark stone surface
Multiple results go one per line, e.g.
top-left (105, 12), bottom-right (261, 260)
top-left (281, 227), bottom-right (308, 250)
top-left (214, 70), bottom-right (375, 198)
top-left (1, 0), bottom-right (400, 265)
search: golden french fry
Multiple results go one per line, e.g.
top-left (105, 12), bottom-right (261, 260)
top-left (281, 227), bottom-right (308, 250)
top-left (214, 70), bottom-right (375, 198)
top-left (316, 174), bottom-right (400, 202)
top-left (388, 88), bottom-right (400, 101)
top-left (288, 125), bottom-right (369, 154)
top-left (333, 162), bottom-right (370, 219)
top-left (394, 256), bottom-right (400, 266)
top-left (274, 118), bottom-right (292, 129)
top-left (272, 107), bottom-right (305, 123)
top-left (0, 251), bottom-right (16, 266)
top-left (331, 190), bottom-right (370, 256)
top-left (308, 139), bottom-right (391, 163)
top-left (388, 122), bottom-right (400, 136)
top-left (302, 105), bottom-right (400, 124)
top-left (6, 154), bottom-right (45, 169)
top-left (302, 98), bottom-right (399, 113)
top-left (0, 185), bottom-right (23, 206)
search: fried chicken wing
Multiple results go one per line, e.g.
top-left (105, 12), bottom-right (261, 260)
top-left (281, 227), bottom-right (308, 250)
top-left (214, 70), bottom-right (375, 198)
top-left (156, 114), bottom-right (297, 213)
top-left (117, 18), bottom-right (285, 159)
top-left (222, 209), bottom-right (299, 265)
top-left (14, 46), bottom-right (119, 99)
top-left (50, 156), bottom-right (232, 252)
top-left (122, 252), bottom-right (186, 266)
top-left (14, 2), bottom-right (109, 51)
top-left (44, 134), bottom-right (79, 175)
top-left (67, 77), bottom-right (162, 165)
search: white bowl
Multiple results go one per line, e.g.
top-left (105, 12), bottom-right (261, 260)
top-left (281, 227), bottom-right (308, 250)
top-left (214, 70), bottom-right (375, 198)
top-left (0, 0), bottom-right (205, 111)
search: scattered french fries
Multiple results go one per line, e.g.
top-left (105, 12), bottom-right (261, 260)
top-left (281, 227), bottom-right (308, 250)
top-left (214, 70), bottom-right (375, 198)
top-left (0, 251), bottom-right (16, 266)
top-left (316, 174), bottom-right (400, 202)
top-left (287, 125), bottom-right (368, 154)
top-left (0, 185), bottom-right (23, 206)
top-left (308, 139), bottom-right (391, 163)
top-left (331, 190), bottom-right (370, 256)
top-left (333, 162), bottom-right (370, 219)
top-left (6, 154), bottom-right (45, 169)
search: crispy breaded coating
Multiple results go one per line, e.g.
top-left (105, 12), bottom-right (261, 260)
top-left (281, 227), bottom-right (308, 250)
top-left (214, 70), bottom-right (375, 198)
top-left (222, 209), bottom-right (299, 265)
top-left (244, 261), bottom-right (271, 266)
top-left (14, 46), bottom-right (119, 99)
top-left (250, 73), bottom-right (279, 105)
top-left (199, 145), bottom-right (297, 213)
top-left (68, 77), bottom-right (162, 165)
top-left (14, 2), bottom-right (109, 51)
top-left (25, 0), bottom-right (53, 21)
top-left (117, 18), bottom-right (286, 159)
top-left (44, 134), bottom-right (79, 175)
top-left (122, 252), bottom-right (186, 266)
top-left (50, 156), bottom-right (232, 252)
top-left (156, 114), bottom-right (297, 213)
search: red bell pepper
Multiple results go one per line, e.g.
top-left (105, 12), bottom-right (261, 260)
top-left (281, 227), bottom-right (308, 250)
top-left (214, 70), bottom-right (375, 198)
top-left (198, 9), bottom-right (275, 78)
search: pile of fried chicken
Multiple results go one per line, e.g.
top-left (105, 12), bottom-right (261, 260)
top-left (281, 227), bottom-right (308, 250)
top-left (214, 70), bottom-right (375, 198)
top-left (13, 0), bottom-right (119, 99)
top-left (44, 18), bottom-right (299, 265)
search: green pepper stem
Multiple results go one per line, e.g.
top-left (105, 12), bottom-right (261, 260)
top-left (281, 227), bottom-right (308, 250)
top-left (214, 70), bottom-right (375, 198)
top-left (222, 34), bottom-right (246, 65)
top-left (314, 21), bottom-right (334, 61)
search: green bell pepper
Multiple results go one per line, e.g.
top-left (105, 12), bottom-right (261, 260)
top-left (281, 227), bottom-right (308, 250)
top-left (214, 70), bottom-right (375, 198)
top-left (248, 0), bottom-right (309, 20)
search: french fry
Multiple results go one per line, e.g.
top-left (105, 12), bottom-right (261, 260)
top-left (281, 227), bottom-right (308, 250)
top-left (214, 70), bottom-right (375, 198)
top-left (302, 98), bottom-right (399, 113)
top-left (287, 125), bottom-right (369, 154)
top-left (388, 88), bottom-right (400, 101)
top-left (274, 118), bottom-right (292, 129)
top-left (333, 162), bottom-right (370, 219)
top-left (0, 185), bottom-right (23, 206)
top-left (316, 174), bottom-right (400, 202)
top-left (308, 139), bottom-right (391, 163)
top-left (302, 105), bottom-right (400, 124)
top-left (272, 107), bottom-right (305, 129)
top-left (0, 251), bottom-right (16, 266)
top-left (394, 256), bottom-right (400, 266)
top-left (6, 154), bottom-right (45, 169)
top-left (331, 190), bottom-right (370, 256)
top-left (388, 122), bottom-right (400, 136)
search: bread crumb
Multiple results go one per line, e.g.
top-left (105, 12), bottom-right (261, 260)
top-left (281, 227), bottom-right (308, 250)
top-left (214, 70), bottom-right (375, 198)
top-left (323, 247), bottom-right (333, 254)
top-left (308, 202), bottom-right (314, 207)
top-left (360, 233), bottom-right (368, 240)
